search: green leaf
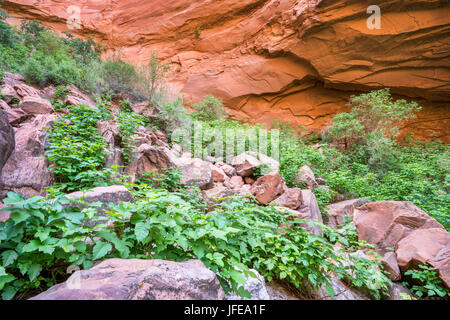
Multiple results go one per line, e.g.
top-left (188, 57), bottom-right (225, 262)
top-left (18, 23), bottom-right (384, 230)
top-left (9, 210), bottom-right (28, 224)
top-left (28, 264), bottom-right (42, 282)
top-left (1, 250), bottom-right (18, 267)
top-left (325, 282), bottom-right (335, 299)
top-left (135, 222), bottom-right (150, 242)
top-left (92, 241), bottom-right (112, 260)
top-left (22, 240), bottom-right (41, 253)
top-left (0, 274), bottom-right (15, 290)
top-left (2, 285), bottom-right (17, 300)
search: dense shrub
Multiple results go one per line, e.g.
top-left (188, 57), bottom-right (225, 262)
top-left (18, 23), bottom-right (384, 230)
top-left (191, 95), bottom-right (228, 121)
top-left (45, 105), bottom-right (108, 193)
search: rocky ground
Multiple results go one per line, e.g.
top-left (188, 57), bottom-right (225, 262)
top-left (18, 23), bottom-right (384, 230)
top-left (0, 72), bottom-right (449, 300)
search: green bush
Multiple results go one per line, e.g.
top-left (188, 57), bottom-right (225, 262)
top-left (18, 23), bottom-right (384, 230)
top-left (116, 110), bottom-right (148, 164)
top-left (45, 104), bottom-right (108, 193)
top-left (402, 265), bottom-right (450, 298)
top-left (0, 193), bottom-right (113, 300)
top-left (100, 57), bottom-right (139, 98)
top-left (191, 95), bottom-right (228, 121)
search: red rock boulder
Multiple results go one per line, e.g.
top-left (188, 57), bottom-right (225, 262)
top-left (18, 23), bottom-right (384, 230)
top-left (251, 173), bottom-right (286, 205)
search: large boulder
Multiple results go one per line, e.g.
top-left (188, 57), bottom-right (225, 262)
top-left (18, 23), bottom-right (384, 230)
top-left (13, 83), bottom-right (41, 98)
top-left (297, 190), bottom-right (323, 236)
top-left (271, 188), bottom-right (303, 210)
top-left (30, 259), bottom-right (225, 300)
top-left (353, 201), bottom-right (445, 250)
top-left (226, 175), bottom-right (244, 190)
top-left (125, 144), bottom-right (177, 182)
top-left (381, 251), bottom-right (401, 281)
top-left (231, 153), bottom-right (260, 177)
top-left (0, 115), bottom-right (56, 199)
top-left (1, 106), bottom-right (29, 126)
top-left (0, 83), bottom-right (20, 103)
top-left (294, 165), bottom-right (318, 189)
top-left (1, 72), bottom-right (25, 87)
top-left (396, 228), bottom-right (450, 288)
top-left (212, 165), bottom-right (228, 183)
top-left (247, 152), bottom-right (280, 174)
top-left (131, 101), bottom-right (156, 119)
top-left (64, 86), bottom-right (96, 109)
top-left (176, 158), bottom-right (214, 190)
top-left (0, 109), bottom-right (15, 176)
top-left (250, 173), bottom-right (286, 205)
top-left (326, 198), bottom-right (371, 228)
top-left (19, 96), bottom-right (54, 115)
top-left (387, 283), bottom-right (414, 300)
top-left (202, 184), bottom-right (236, 204)
top-left (65, 185), bottom-right (134, 219)
top-left (216, 162), bottom-right (236, 177)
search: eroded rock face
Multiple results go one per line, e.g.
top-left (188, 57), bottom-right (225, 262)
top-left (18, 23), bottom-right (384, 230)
top-left (3, 0), bottom-right (448, 141)
top-left (30, 259), bottom-right (225, 300)
top-left (0, 109), bottom-right (15, 176)
top-left (0, 115), bottom-right (56, 199)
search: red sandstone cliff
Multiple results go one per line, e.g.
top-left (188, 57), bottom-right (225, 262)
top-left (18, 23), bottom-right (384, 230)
top-left (2, 0), bottom-right (449, 140)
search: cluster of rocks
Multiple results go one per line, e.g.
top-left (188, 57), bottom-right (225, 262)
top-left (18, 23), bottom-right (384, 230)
top-left (0, 73), bottom-right (96, 200)
top-left (1, 74), bottom-right (449, 301)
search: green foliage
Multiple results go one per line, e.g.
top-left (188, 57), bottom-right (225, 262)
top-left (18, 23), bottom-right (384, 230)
top-left (119, 99), bottom-right (132, 113)
top-left (104, 192), bottom-right (390, 299)
top-left (116, 111), bottom-right (148, 164)
top-left (45, 104), bottom-right (108, 193)
top-left (326, 89), bottom-right (422, 172)
top-left (137, 51), bottom-right (169, 104)
top-left (402, 265), bottom-right (450, 298)
top-left (155, 97), bottom-right (192, 133)
top-left (0, 192), bottom-right (114, 300)
top-left (100, 56), bottom-right (139, 98)
top-left (50, 85), bottom-right (70, 112)
top-left (134, 168), bottom-right (183, 193)
top-left (191, 95), bottom-right (228, 121)
top-left (313, 187), bottom-right (335, 214)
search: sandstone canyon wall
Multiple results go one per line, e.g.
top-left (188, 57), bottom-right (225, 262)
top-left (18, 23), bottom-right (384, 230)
top-left (2, 0), bottom-right (449, 141)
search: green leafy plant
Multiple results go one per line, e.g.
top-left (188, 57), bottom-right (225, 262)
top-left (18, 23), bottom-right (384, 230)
top-left (0, 192), bottom-right (116, 300)
top-left (51, 85), bottom-right (70, 112)
top-left (116, 111), bottom-right (148, 164)
top-left (191, 95), bottom-right (228, 121)
top-left (402, 265), bottom-right (450, 298)
top-left (45, 104), bottom-right (108, 193)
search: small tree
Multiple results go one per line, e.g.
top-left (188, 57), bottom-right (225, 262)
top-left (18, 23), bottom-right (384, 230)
top-left (327, 89), bottom-right (422, 171)
top-left (137, 51), bottom-right (169, 104)
top-left (327, 89), bottom-right (421, 149)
